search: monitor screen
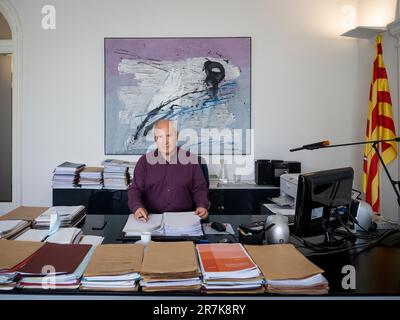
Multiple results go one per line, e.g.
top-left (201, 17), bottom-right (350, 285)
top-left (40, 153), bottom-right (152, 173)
top-left (293, 167), bottom-right (354, 238)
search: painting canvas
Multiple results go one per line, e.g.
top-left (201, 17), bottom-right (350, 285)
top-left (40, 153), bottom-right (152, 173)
top-left (105, 37), bottom-right (251, 155)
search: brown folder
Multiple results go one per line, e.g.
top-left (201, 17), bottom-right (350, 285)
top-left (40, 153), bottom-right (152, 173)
top-left (0, 240), bottom-right (44, 270)
top-left (140, 241), bottom-right (200, 278)
top-left (0, 206), bottom-right (49, 222)
top-left (17, 242), bottom-right (92, 275)
top-left (83, 244), bottom-right (144, 277)
top-left (244, 244), bottom-right (324, 280)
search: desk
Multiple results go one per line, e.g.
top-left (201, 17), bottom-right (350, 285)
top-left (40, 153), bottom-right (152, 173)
top-left (52, 185), bottom-right (280, 215)
top-left (1, 214), bottom-right (400, 300)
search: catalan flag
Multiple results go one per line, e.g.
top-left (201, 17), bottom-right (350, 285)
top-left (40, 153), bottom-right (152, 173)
top-left (363, 34), bottom-right (398, 213)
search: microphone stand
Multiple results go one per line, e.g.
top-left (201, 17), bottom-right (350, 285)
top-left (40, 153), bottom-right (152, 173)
top-left (296, 138), bottom-right (400, 208)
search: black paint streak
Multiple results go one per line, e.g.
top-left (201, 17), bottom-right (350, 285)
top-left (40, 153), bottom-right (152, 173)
top-left (203, 60), bottom-right (225, 97)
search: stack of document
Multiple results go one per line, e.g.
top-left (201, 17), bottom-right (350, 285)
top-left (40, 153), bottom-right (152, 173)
top-left (0, 240), bottom-right (44, 290)
top-left (245, 244), bottom-right (329, 294)
top-left (140, 242), bottom-right (201, 292)
top-left (0, 206), bottom-right (49, 222)
top-left (79, 235), bottom-right (104, 246)
top-left (15, 227), bottom-right (83, 244)
top-left (0, 220), bottom-right (31, 239)
top-left (163, 212), bottom-right (203, 236)
top-left (34, 206), bottom-right (86, 228)
top-left (17, 242), bottom-right (92, 290)
top-left (102, 159), bottom-right (134, 190)
top-left (196, 243), bottom-right (264, 294)
top-left (81, 244), bottom-right (143, 291)
top-left (52, 162), bottom-right (85, 189)
top-left (122, 214), bottom-right (163, 237)
top-left (79, 167), bottom-right (103, 189)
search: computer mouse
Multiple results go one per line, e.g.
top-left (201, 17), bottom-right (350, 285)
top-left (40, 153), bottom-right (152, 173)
top-left (265, 215), bottom-right (290, 244)
top-left (218, 238), bottom-right (232, 243)
top-left (211, 221), bottom-right (226, 232)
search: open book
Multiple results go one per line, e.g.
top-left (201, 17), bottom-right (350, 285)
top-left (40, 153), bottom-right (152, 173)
top-left (122, 212), bottom-right (203, 237)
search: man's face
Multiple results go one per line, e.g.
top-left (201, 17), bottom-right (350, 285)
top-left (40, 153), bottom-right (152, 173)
top-left (154, 122), bottom-right (177, 156)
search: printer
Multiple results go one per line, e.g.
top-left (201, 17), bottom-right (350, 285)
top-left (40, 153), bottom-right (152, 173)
top-left (279, 173), bottom-right (300, 207)
top-left (260, 173), bottom-right (300, 225)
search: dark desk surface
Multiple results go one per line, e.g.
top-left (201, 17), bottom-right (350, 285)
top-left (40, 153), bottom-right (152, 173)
top-left (2, 214), bottom-right (400, 299)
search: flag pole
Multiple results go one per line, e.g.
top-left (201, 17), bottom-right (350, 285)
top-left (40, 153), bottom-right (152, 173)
top-left (290, 138), bottom-right (400, 208)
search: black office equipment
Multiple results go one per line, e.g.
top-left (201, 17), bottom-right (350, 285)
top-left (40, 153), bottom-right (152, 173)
top-left (210, 221), bottom-right (226, 232)
top-left (293, 167), bottom-right (354, 245)
top-left (255, 160), bottom-right (301, 186)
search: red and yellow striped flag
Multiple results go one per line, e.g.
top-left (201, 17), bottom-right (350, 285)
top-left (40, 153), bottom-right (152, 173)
top-left (363, 34), bottom-right (398, 213)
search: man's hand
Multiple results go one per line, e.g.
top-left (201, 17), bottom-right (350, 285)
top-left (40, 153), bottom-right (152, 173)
top-left (134, 207), bottom-right (149, 222)
top-left (195, 207), bottom-right (209, 220)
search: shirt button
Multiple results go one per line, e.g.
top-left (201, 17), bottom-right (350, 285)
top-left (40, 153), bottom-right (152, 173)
top-left (167, 189), bottom-right (170, 192)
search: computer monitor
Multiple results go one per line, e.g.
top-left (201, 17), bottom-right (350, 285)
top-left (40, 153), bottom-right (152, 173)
top-left (293, 167), bottom-right (354, 243)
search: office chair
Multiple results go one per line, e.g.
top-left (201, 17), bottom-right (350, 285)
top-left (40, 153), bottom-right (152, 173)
top-left (198, 156), bottom-right (209, 189)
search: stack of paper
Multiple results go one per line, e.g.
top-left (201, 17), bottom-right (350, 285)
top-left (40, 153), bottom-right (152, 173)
top-left (163, 212), bottom-right (203, 236)
top-left (0, 240), bottom-right (44, 290)
top-left (122, 214), bottom-right (163, 237)
top-left (79, 235), bottom-right (104, 246)
top-left (196, 243), bottom-right (264, 294)
top-left (34, 206), bottom-right (86, 228)
top-left (52, 162), bottom-right (85, 189)
top-left (0, 207), bottom-right (49, 222)
top-left (81, 244), bottom-right (143, 291)
top-left (17, 242), bottom-right (92, 289)
top-left (79, 167), bottom-right (103, 189)
top-left (245, 244), bottom-right (329, 294)
top-left (15, 227), bottom-right (83, 244)
top-left (140, 241), bottom-right (201, 292)
top-left (102, 159), bottom-right (134, 190)
top-left (0, 220), bottom-right (31, 239)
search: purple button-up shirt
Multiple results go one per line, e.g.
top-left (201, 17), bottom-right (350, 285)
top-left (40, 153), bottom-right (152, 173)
top-left (128, 148), bottom-right (209, 213)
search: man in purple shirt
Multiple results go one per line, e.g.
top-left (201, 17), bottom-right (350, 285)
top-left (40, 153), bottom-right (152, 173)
top-left (128, 119), bottom-right (209, 222)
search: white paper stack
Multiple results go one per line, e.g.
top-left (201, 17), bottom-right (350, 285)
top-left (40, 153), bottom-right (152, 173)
top-left (196, 243), bottom-right (264, 294)
top-left (79, 235), bottom-right (104, 246)
top-left (122, 214), bottom-right (163, 237)
top-left (163, 212), bottom-right (203, 236)
top-left (52, 162), bottom-right (85, 189)
top-left (15, 227), bottom-right (83, 244)
top-left (0, 220), bottom-right (31, 240)
top-left (79, 167), bottom-right (103, 189)
top-left (34, 206), bottom-right (86, 228)
top-left (102, 159), bottom-right (135, 190)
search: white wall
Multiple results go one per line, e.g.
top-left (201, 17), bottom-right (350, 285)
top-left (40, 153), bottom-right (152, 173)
top-left (4, 0), bottom-right (372, 211)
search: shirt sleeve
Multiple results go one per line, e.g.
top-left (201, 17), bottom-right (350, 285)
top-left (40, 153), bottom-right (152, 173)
top-left (192, 163), bottom-right (209, 209)
top-left (127, 156), bottom-right (146, 213)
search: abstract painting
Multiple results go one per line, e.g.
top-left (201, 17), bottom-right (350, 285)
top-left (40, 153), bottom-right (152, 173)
top-left (104, 37), bottom-right (251, 155)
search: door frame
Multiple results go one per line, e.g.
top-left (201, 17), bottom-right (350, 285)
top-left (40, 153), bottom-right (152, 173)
top-left (0, 0), bottom-right (22, 214)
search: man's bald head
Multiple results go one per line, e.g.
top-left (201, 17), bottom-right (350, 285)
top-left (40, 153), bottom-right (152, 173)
top-left (153, 119), bottom-right (178, 159)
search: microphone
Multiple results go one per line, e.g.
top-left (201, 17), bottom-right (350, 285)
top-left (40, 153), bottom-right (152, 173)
top-left (290, 140), bottom-right (330, 152)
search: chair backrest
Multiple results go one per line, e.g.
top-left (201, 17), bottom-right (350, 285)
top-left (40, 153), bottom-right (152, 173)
top-left (198, 156), bottom-right (209, 189)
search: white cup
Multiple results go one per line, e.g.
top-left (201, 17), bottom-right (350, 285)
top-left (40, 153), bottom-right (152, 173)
top-left (141, 232), bottom-right (151, 244)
